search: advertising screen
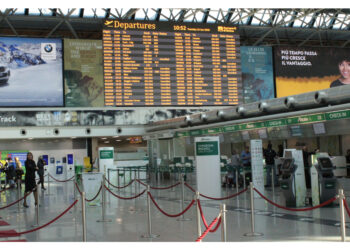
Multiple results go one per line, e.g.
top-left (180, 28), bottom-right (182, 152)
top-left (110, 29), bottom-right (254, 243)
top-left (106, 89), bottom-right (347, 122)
top-left (103, 19), bottom-right (242, 106)
top-left (64, 39), bottom-right (104, 107)
top-left (274, 46), bottom-right (350, 97)
top-left (0, 37), bottom-right (63, 106)
top-left (241, 46), bottom-right (275, 103)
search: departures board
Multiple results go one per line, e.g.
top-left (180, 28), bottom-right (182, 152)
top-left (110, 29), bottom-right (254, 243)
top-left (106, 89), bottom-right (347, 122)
top-left (103, 20), bottom-right (242, 106)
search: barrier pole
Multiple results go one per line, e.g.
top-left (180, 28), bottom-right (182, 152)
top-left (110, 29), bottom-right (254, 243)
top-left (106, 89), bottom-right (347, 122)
top-left (221, 204), bottom-right (227, 242)
top-left (338, 189), bottom-right (346, 242)
top-left (32, 187), bottom-right (40, 227)
top-left (244, 182), bottom-right (263, 237)
top-left (107, 169), bottom-right (110, 189)
top-left (235, 168), bottom-right (239, 194)
top-left (123, 168), bottom-right (126, 185)
top-left (82, 192), bottom-right (87, 242)
top-left (141, 185), bottom-right (159, 238)
top-left (17, 179), bottom-right (21, 211)
top-left (271, 165), bottom-right (275, 199)
top-left (97, 175), bottom-right (112, 222)
top-left (196, 191), bottom-right (201, 239)
top-left (177, 174), bottom-right (191, 221)
top-left (14, 179), bottom-right (24, 214)
top-left (47, 174), bottom-right (50, 195)
top-left (117, 169), bottom-right (120, 187)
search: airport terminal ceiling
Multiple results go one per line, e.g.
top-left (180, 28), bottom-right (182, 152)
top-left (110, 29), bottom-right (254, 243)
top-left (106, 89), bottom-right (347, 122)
top-left (2, 8), bottom-right (350, 47)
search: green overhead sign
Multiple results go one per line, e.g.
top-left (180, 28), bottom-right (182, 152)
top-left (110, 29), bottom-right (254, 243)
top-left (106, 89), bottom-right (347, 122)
top-left (174, 109), bottom-right (350, 138)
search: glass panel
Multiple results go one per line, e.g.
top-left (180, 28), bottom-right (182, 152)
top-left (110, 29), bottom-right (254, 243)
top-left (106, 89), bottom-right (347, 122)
top-left (29, 8), bottom-right (40, 15)
top-left (134, 9), bottom-right (147, 20)
top-left (95, 8), bottom-right (107, 18)
top-left (159, 8), bottom-right (171, 21)
top-left (83, 8), bottom-right (95, 18)
top-left (332, 13), bottom-right (346, 29)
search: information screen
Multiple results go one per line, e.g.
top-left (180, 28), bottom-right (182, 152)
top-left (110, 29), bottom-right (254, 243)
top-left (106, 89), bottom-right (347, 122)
top-left (103, 20), bottom-right (242, 106)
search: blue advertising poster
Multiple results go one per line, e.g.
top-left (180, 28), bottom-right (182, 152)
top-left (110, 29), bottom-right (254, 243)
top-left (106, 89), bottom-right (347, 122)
top-left (241, 46), bottom-right (275, 103)
top-left (42, 155), bottom-right (48, 165)
top-left (0, 37), bottom-right (63, 107)
top-left (67, 154), bottom-right (73, 165)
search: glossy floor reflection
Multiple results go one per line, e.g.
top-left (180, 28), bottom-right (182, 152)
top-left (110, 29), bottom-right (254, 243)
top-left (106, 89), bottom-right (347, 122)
top-left (0, 176), bottom-right (349, 242)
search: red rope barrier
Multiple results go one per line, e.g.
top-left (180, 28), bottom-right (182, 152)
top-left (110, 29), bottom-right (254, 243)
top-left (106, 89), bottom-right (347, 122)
top-left (148, 192), bottom-right (195, 217)
top-left (104, 185), bottom-right (146, 200)
top-left (0, 191), bottom-right (33, 210)
top-left (135, 179), bottom-right (180, 190)
top-left (197, 199), bottom-right (222, 233)
top-left (185, 183), bottom-right (248, 200)
top-left (200, 188), bottom-right (248, 201)
top-left (254, 187), bottom-right (337, 211)
top-left (105, 178), bottom-right (134, 189)
top-left (49, 174), bottom-right (75, 183)
top-left (184, 183), bottom-right (196, 193)
top-left (85, 185), bottom-right (102, 202)
top-left (75, 182), bottom-right (83, 195)
top-left (195, 215), bottom-right (221, 242)
top-left (136, 179), bottom-right (147, 186)
top-left (149, 182), bottom-right (181, 190)
top-left (0, 200), bottom-right (78, 237)
top-left (343, 198), bottom-right (350, 218)
top-left (0, 187), bottom-right (12, 193)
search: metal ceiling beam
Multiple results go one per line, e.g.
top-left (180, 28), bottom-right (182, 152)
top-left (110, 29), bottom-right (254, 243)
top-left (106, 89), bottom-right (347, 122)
top-left (122, 8), bottom-right (139, 19)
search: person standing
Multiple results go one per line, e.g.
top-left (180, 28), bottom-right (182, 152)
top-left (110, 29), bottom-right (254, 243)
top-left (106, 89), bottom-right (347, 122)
top-left (241, 146), bottom-right (252, 183)
top-left (23, 152), bottom-right (38, 208)
top-left (230, 149), bottom-right (241, 187)
top-left (15, 157), bottom-right (24, 189)
top-left (302, 146), bottom-right (312, 189)
top-left (7, 158), bottom-right (16, 188)
top-left (264, 143), bottom-right (278, 187)
top-left (346, 149), bottom-right (350, 177)
top-left (37, 156), bottom-right (46, 190)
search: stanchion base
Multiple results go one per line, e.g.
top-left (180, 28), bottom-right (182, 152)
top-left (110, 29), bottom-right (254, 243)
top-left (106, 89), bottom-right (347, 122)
top-left (176, 217), bottom-right (192, 221)
top-left (96, 219), bottom-right (112, 223)
top-left (243, 232), bottom-right (264, 237)
top-left (141, 233), bottom-right (160, 238)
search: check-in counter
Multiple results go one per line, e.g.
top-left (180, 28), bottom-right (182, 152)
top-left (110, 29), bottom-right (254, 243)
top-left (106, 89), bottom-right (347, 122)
top-left (330, 156), bottom-right (347, 177)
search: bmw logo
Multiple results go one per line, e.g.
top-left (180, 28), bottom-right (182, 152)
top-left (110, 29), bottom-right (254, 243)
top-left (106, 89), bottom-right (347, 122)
top-left (44, 44), bottom-right (53, 53)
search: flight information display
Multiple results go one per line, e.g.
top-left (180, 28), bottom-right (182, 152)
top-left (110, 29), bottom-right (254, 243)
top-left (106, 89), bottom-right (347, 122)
top-left (103, 20), bottom-right (242, 106)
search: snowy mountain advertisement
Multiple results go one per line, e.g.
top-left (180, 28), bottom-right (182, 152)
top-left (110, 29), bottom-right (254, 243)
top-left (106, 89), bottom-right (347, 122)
top-left (0, 37), bottom-right (63, 107)
top-left (64, 39), bottom-right (104, 107)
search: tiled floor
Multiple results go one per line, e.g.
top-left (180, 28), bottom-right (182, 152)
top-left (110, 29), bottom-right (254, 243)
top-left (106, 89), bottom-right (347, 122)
top-left (0, 176), bottom-right (349, 242)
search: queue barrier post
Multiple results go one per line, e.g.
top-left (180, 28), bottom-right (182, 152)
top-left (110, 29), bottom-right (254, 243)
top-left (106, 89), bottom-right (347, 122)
top-left (17, 179), bottom-right (21, 211)
top-left (141, 185), bottom-right (159, 238)
top-left (177, 173), bottom-right (191, 221)
top-left (117, 169), bottom-right (120, 187)
top-left (97, 175), bottom-right (112, 223)
top-left (271, 165), bottom-right (275, 199)
top-left (82, 191), bottom-right (87, 242)
top-left (234, 168), bottom-right (238, 194)
top-left (196, 191), bottom-right (201, 239)
top-left (338, 188), bottom-right (346, 242)
top-left (47, 174), bottom-right (50, 195)
top-left (221, 203), bottom-right (227, 242)
top-left (107, 169), bottom-right (110, 189)
top-left (31, 186), bottom-right (40, 227)
top-left (243, 182), bottom-right (263, 237)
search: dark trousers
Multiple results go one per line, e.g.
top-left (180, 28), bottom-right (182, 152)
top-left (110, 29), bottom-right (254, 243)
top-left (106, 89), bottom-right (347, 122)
top-left (37, 174), bottom-right (45, 188)
top-left (304, 167), bottom-right (311, 189)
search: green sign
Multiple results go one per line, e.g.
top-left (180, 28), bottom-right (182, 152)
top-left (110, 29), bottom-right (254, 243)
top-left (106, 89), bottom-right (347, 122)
top-left (287, 113), bottom-right (325, 125)
top-left (175, 131), bottom-right (190, 138)
top-left (223, 125), bottom-right (238, 132)
top-left (266, 119), bottom-right (287, 127)
top-left (100, 150), bottom-right (114, 159)
top-left (174, 109), bottom-right (350, 138)
top-left (202, 127), bottom-right (222, 135)
top-left (189, 130), bottom-right (202, 136)
top-left (325, 110), bottom-right (350, 121)
top-left (196, 141), bottom-right (219, 156)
